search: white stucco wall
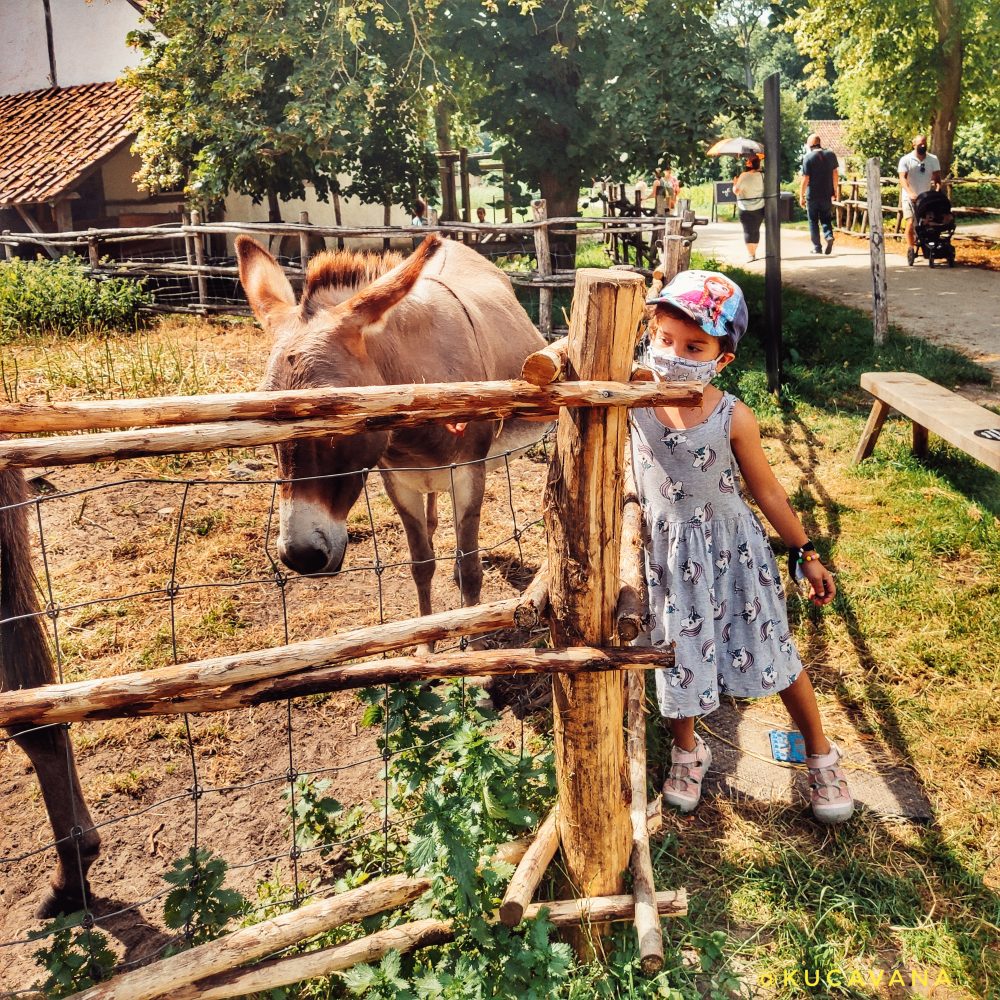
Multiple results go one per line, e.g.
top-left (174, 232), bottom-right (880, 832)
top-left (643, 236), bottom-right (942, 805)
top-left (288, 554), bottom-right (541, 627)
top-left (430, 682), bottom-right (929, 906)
top-left (223, 182), bottom-right (419, 252)
top-left (0, 2), bottom-right (51, 96)
top-left (51, 0), bottom-right (144, 88)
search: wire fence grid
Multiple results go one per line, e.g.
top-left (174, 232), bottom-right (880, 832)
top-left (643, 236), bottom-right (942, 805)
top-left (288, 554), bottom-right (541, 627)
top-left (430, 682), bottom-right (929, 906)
top-left (0, 430), bottom-right (553, 991)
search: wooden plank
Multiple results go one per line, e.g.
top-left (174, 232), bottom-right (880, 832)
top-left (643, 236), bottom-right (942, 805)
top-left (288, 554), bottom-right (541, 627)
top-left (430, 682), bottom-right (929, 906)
top-left (859, 372), bottom-right (1000, 471)
top-left (852, 398), bottom-right (891, 465)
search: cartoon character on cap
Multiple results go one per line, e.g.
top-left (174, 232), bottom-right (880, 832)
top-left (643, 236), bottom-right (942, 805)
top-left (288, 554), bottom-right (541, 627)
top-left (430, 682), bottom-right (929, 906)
top-left (647, 269), bottom-right (748, 345)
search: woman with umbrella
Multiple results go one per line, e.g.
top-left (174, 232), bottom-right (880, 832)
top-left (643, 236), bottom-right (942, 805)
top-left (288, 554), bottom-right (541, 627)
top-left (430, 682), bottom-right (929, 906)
top-left (708, 138), bottom-right (765, 262)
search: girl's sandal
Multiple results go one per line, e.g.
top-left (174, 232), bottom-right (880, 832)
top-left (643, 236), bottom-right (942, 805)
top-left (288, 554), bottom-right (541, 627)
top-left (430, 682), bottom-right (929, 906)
top-left (662, 734), bottom-right (713, 814)
top-left (807, 742), bottom-right (854, 824)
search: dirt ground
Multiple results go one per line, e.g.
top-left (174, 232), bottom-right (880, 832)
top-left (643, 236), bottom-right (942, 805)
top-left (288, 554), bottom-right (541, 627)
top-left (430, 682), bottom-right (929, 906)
top-left (0, 441), bottom-right (551, 991)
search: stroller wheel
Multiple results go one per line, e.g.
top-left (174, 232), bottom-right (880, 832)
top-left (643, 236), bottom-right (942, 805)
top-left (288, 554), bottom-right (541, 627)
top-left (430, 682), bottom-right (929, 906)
top-left (907, 247), bottom-right (916, 266)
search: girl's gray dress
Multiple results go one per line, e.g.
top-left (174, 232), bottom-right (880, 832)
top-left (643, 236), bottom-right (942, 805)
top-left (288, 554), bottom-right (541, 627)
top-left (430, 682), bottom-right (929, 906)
top-left (630, 393), bottom-right (803, 719)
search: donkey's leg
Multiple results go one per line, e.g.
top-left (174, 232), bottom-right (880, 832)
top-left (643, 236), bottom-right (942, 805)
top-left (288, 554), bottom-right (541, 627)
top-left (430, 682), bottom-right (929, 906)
top-left (426, 493), bottom-right (439, 544)
top-left (451, 463), bottom-right (486, 608)
top-left (9, 723), bottom-right (101, 918)
top-left (382, 475), bottom-right (436, 620)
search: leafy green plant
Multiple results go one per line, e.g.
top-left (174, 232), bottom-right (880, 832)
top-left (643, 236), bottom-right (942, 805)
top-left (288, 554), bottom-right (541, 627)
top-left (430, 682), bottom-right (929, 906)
top-left (0, 255), bottom-right (150, 338)
top-left (163, 847), bottom-right (247, 949)
top-left (30, 912), bottom-right (117, 998)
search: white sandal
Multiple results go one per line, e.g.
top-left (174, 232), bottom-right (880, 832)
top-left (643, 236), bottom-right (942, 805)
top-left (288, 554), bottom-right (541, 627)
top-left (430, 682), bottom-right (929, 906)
top-left (807, 742), bottom-right (854, 824)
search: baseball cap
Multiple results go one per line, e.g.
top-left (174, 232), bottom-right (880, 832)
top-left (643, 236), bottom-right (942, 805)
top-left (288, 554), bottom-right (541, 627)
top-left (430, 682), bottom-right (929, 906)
top-left (645, 269), bottom-right (748, 347)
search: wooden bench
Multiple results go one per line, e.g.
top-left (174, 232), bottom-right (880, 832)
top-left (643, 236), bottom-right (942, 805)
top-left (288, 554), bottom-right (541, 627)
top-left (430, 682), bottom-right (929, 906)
top-left (853, 372), bottom-right (1000, 472)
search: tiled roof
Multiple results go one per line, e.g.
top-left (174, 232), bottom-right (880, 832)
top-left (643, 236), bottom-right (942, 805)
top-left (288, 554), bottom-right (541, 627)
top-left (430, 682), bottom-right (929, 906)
top-left (806, 120), bottom-right (853, 159)
top-left (0, 82), bottom-right (140, 206)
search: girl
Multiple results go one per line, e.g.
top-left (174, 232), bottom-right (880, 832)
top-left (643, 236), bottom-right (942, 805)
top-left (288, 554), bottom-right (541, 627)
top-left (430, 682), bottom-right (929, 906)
top-left (631, 269), bottom-right (853, 824)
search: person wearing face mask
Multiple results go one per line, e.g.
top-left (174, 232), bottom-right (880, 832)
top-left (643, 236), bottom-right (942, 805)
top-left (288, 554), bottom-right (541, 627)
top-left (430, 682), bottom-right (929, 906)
top-left (899, 135), bottom-right (942, 260)
top-left (629, 269), bottom-right (852, 825)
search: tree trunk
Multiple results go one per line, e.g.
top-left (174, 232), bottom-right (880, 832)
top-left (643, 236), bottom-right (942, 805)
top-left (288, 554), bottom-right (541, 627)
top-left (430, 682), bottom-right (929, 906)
top-left (931, 0), bottom-right (963, 176)
top-left (266, 186), bottom-right (281, 224)
top-left (538, 168), bottom-right (581, 269)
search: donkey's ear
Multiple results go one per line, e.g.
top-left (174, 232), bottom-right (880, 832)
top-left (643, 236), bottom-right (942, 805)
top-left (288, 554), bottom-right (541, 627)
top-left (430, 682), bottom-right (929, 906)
top-left (236, 236), bottom-right (297, 329)
top-left (340, 235), bottom-right (441, 337)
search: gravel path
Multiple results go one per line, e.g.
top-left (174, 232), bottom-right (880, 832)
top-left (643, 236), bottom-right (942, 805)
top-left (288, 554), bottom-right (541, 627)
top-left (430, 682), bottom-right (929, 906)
top-left (692, 222), bottom-right (1000, 402)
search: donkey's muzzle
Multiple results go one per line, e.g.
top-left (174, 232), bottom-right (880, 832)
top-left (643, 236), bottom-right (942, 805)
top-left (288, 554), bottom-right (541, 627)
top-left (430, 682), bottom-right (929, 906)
top-left (279, 536), bottom-right (341, 575)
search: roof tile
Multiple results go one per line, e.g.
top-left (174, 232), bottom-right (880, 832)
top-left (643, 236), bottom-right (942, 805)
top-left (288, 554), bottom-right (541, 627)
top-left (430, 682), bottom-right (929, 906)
top-left (0, 82), bottom-right (140, 206)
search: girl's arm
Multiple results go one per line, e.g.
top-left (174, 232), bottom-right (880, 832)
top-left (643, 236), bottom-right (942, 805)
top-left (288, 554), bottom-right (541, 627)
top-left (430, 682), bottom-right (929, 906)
top-left (730, 401), bottom-right (836, 605)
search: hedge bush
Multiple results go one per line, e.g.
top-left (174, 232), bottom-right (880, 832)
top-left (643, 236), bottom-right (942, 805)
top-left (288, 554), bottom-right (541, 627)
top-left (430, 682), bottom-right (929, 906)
top-left (0, 255), bottom-right (151, 338)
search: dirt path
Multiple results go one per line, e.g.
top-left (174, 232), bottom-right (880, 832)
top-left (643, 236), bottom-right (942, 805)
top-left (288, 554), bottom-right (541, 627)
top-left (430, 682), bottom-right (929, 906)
top-left (694, 222), bottom-right (1000, 402)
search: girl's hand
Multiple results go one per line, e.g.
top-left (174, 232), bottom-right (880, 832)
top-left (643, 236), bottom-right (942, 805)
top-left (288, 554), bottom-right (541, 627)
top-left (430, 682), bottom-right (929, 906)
top-left (802, 559), bottom-right (836, 606)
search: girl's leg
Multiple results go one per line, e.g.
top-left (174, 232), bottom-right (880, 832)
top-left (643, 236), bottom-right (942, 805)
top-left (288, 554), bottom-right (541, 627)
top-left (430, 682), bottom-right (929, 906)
top-left (670, 716), bottom-right (697, 752)
top-left (747, 242), bottom-right (758, 259)
top-left (778, 671), bottom-right (832, 757)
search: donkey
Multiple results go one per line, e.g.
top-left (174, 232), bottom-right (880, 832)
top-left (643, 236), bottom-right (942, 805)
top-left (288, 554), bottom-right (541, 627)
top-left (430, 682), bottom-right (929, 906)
top-left (1, 466), bottom-right (100, 917)
top-left (236, 234), bottom-right (548, 615)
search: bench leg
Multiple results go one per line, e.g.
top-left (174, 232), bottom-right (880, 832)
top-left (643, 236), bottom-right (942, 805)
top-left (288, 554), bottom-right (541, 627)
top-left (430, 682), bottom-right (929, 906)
top-left (852, 399), bottom-right (891, 465)
top-left (912, 421), bottom-right (929, 460)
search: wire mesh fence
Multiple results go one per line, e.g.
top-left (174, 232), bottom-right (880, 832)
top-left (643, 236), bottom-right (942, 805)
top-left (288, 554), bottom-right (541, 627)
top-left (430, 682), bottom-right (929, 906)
top-left (0, 431), bottom-right (552, 991)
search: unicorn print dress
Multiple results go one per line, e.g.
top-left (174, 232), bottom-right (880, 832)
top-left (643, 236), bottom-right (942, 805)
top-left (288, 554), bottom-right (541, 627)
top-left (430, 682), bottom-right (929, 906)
top-left (630, 393), bottom-right (803, 719)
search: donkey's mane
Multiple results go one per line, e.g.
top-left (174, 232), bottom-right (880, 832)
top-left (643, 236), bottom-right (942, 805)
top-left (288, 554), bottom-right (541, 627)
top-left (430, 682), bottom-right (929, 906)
top-left (302, 249), bottom-right (405, 310)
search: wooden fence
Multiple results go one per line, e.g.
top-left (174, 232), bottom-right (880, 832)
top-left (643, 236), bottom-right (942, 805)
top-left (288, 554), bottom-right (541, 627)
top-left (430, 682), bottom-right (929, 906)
top-left (0, 206), bottom-right (702, 340)
top-left (834, 174), bottom-right (1000, 242)
top-left (1, 268), bottom-right (700, 996)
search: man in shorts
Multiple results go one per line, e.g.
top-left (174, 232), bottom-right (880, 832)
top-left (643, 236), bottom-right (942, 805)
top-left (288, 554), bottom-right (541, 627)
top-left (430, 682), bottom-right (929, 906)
top-left (898, 135), bottom-right (942, 259)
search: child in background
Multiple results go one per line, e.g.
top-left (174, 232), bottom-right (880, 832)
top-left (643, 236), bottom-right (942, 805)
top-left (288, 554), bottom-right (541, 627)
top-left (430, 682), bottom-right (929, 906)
top-left (630, 270), bottom-right (853, 824)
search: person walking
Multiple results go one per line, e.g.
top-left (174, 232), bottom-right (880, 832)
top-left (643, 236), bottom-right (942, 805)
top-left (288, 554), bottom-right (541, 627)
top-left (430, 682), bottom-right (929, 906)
top-left (799, 133), bottom-right (839, 255)
top-left (732, 156), bottom-right (765, 261)
top-left (898, 134), bottom-right (942, 264)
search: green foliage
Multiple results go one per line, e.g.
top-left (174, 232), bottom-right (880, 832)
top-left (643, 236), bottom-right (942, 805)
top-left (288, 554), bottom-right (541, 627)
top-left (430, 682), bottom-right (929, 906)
top-left (0, 256), bottom-right (150, 338)
top-left (124, 0), bottom-right (438, 213)
top-left (162, 847), bottom-right (247, 949)
top-left (30, 913), bottom-right (117, 998)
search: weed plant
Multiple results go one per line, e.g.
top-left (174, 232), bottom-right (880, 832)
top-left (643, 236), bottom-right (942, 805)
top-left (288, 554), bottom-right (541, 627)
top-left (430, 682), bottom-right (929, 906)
top-left (0, 255), bottom-right (150, 338)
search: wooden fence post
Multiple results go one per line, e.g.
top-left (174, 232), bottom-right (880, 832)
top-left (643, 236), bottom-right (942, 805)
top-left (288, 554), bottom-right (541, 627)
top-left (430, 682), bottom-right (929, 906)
top-left (532, 199), bottom-right (553, 341)
top-left (298, 211), bottom-right (311, 268)
top-left (87, 229), bottom-right (100, 272)
top-left (460, 147), bottom-right (472, 240)
top-left (2, 231), bottom-right (11, 261)
top-left (866, 157), bottom-right (889, 346)
top-left (189, 209), bottom-right (209, 310)
top-left (544, 267), bottom-right (645, 957)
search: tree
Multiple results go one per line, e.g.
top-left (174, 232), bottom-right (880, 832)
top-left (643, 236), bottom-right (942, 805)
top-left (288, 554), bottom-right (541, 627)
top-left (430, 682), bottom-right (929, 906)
top-left (440, 0), bottom-right (754, 258)
top-left (124, 0), bottom-right (438, 220)
top-left (784, 0), bottom-right (1000, 175)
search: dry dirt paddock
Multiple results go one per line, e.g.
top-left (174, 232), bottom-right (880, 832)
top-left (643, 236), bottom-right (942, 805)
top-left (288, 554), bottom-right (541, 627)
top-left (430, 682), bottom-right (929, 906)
top-left (0, 319), bottom-right (552, 990)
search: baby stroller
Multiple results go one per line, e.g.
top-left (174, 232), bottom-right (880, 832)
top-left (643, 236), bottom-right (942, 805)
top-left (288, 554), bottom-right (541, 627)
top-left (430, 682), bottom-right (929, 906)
top-left (908, 189), bottom-right (956, 267)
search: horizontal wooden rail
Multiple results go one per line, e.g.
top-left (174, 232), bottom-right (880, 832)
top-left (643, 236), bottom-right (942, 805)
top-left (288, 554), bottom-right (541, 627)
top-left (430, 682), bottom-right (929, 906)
top-left (0, 381), bottom-right (701, 469)
top-left (0, 646), bottom-right (670, 727)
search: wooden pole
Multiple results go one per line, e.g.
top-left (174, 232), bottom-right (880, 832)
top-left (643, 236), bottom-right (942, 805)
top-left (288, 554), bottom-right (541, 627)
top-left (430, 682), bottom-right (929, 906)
top-left (180, 210), bottom-right (197, 298)
top-left (164, 893), bottom-right (688, 1000)
top-left (532, 199), bottom-right (553, 341)
top-left (521, 336), bottom-right (569, 386)
top-left (460, 147), bottom-right (472, 235)
top-left (298, 210), bottom-right (311, 268)
top-left (503, 169), bottom-right (513, 224)
top-left (87, 229), bottom-right (100, 272)
top-left (513, 560), bottom-right (550, 628)
top-left (762, 73), bottom-right (783, 394)
top-left (189, 208), bottom-right (209, 310)
top-left (333, 191), bottom-right (344, 249)
top-left (0, 644), bottom-right (673, 725)
top-left (626, 668), bottom-right (663, 974)
top-left (615, 457), bottom-right (647, 643)
top-left (67, 875), bottom-right (430, 1000)
top-left (499, 807), bottom-right (560, 926)
top-left (544, 267), bottom-right (645, 957)
top-left (866, 157), bottom-right (889, 346)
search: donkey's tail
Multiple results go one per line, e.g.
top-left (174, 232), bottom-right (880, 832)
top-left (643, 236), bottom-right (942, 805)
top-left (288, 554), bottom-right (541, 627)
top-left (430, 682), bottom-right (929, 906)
top-left (0, 466), bottom-right (55, 692)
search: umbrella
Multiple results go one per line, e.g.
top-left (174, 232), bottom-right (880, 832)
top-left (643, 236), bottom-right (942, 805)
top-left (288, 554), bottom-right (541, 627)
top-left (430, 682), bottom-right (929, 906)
top-left (706, 137), bottom-right (764, 158)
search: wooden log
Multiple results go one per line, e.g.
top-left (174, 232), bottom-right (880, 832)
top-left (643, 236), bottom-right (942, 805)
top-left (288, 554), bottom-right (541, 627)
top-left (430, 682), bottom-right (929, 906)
top-left (627, 668), bottom-right (663, 975)
top-left (298, 211), bottom-right (311, 267)
top-left (0, 379), bottom-right (701, 436)
top-left (646, 795), bottom-right (663, 836)
top-left (866, 158), bottom-right (889, 347)
top-left (0, 381), bottom-right (701, 470)
top-left (0, 646), bottom-right (671, 727)
top-left (532, 200), bottom-right (554, 340)
top-left (0, 597), bottom-right (520, 727)
top-left (615, 457), bottom-right (648, 643)
top-left (851, 398), bottom-right (891, 465)
top-left (513, 561), bottom-right (549, 629)
top-left (67, 875), bottom-right (430, 1000)
top-left (87, 230), bottom-right (100, 271)
top-left (499, 808), bottom-right (560, 926)
top-left (521, 337), bottom-right (569, 386)
top-left (190, 209), bottom-right (209, 308)
top-left (544, 267), bottom-right (646, 958)
top-left (170, 892), bottom-right (687, 1000)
